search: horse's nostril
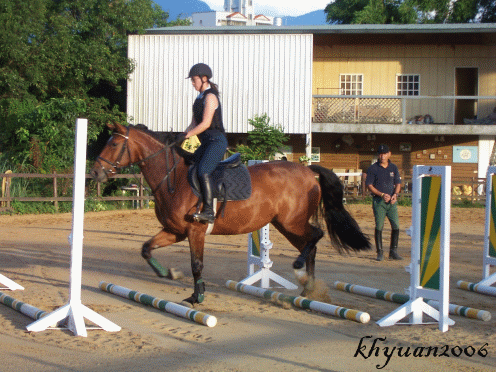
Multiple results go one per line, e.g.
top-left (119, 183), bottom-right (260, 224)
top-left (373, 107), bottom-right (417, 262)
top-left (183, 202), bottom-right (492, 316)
top-left (90, 169), bottom-right (102, 181)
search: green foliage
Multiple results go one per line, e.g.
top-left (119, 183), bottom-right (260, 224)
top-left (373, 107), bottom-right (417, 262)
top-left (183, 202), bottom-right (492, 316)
top-left (478, 0), bottom-right (496, 22)
top-left (231, 114), bottom-right (289, 162)
top-left (0, 0), bottom-right (188, 172)
top-left (325, 0), bottom-right (370, 24)
top-left (325, 0), bottom-right (488, 24)
top-left (1, 98), bottom-right (107, 172)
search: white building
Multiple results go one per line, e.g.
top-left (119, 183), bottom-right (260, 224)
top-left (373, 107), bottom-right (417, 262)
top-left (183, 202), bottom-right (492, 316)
top-left (192, 0), bottom-right (276, 27)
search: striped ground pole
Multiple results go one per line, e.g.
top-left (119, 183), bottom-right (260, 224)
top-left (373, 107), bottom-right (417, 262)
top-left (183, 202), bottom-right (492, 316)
top-left (226, 280), bottom-right (370, 324)
top-left (335, 281), bottom-right (491, 322)
top-left (0, 291), bottom-right (46, 320)
top-left (457, 281), bottom-right (496, 298)
top-left (99, 282), bottom-right (217, 327)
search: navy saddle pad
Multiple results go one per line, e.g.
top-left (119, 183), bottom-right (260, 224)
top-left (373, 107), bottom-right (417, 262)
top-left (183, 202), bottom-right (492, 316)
top-left (187, 153), bottom-right (252, 202)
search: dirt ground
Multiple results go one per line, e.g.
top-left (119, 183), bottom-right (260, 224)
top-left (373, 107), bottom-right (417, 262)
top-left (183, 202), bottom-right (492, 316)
top-left (1, 205), bottom-right (495, 372)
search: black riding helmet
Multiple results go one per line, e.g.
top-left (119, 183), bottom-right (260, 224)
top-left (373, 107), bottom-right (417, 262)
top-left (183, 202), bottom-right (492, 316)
top-left (187, 63), bottom-right (213, 79)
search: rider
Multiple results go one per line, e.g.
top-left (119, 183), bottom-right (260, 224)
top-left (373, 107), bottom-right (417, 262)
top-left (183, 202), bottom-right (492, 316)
top-left (177, 63), bottom-right (228, 224)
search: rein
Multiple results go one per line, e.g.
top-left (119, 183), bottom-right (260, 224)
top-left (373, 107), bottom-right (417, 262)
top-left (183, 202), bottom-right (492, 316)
top-left (96, 126), bottom-right (179, 195)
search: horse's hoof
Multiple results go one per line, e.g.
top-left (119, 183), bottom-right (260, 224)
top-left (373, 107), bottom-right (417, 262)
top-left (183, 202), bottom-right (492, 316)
top-left (294, 269), bottom-right (309, 286)
top-left (168, 268), bottom-right (184, 280)
top-left (292, 259), bottom-right (304, 270)
top-left (181, 299), bottom-right (195, 308)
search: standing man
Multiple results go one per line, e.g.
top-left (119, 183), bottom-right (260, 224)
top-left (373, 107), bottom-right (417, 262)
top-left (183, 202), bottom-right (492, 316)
top-left (366, 144), bottom-right (402, 261)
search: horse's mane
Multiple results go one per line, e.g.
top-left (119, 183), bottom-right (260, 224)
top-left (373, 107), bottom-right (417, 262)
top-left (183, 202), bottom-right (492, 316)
top-left (132, 124), bottom-right (175, 144)
top-left (131, 124), bottom-right (195, 165)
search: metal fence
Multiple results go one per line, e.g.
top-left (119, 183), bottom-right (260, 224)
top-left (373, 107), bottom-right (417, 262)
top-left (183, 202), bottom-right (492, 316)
top-left (335, 172), bottom-right (487, 204)
top-left (314, 96), bottom-right (402, 124)
top-left (313, 95), bottom-right (496, 125)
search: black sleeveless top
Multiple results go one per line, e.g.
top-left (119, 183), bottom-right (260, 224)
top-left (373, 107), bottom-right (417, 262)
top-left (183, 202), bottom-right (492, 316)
top-left (192, 88), bottom-right (225, 141)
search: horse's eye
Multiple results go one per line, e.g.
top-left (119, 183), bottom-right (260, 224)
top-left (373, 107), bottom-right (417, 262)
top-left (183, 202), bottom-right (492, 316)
top-left (111, 141), bottom-right (119, 147)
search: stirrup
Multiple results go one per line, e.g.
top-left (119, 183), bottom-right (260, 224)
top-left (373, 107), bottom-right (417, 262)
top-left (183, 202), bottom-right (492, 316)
top-left (193, 211), bottom-right (215, 224)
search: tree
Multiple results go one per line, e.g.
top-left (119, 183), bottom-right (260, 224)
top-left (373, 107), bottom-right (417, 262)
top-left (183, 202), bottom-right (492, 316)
top-left (231, 114), bottom-right (289, 163)
top-left (0, 0), bottom-right (190, 171)
top-left (325, 0), bottom-right (371, 24)
top-left (473, 0), bottom-right (495, 22)
top-left (325, 0), bottom-right (491, 24)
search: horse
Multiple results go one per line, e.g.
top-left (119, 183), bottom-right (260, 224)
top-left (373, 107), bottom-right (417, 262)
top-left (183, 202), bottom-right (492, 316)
top-left (90, 123), bottom-right (370, 306)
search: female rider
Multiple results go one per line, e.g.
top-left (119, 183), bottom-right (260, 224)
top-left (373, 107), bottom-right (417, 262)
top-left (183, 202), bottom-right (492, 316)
top-left (177, 63), bottom-right (228, 224)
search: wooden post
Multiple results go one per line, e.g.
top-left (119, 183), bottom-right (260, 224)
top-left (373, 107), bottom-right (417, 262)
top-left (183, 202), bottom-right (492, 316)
top-left (53, 172), bottom-right (59, 212)
top-left (139, 174), bottom-right (144, 209)
top-left (6, 173), bottom-right (11, 210)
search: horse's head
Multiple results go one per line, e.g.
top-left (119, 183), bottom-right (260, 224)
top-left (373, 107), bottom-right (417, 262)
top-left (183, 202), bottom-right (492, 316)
top-left (90, 122), bottom-right (133, 182)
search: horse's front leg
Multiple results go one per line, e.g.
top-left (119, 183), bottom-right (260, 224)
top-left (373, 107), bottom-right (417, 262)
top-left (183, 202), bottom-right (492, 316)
top-left (141, 229), bottom-right (186, 279)
top-left (182, 227), bottom-right (206, 307)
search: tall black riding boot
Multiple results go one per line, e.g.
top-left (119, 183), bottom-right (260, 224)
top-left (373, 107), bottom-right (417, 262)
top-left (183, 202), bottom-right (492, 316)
top-left (375, 229), bottom-right (383, 261)
top-left (389, 229), bottom-right (402, 260)
top-left (193, 174), bottom-right (215, 224)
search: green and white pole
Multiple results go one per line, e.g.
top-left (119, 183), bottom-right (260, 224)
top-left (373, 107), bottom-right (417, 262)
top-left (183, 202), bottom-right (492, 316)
top-left (457, 281), bottom-right (496, 298)
top-left (0, 291), bottom-right (46, 320)
top-left (335, 281), bottom-right (491, 321)
top-left (226, 280), bottom-right (370, 323)
top-left (99, 281), bottom-right (217, 328)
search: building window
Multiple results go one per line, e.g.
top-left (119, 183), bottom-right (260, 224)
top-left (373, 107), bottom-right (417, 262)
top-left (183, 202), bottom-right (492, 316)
top-left (340, 74), bottom-right (363, 95)
top-left (397, 74), bottom-right (420, 96)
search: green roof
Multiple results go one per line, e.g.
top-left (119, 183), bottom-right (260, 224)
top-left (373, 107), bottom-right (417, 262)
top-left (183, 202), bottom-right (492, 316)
top-left (147, 23), bottom-right (496, 35)
top-left (145, 23), bottom-right (496, 45)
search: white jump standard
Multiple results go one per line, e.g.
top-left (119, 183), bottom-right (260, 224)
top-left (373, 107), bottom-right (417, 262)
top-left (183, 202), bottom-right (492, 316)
top-left (334, 281), bottom-right (491, 321)
top-left (458, 166), bottom-right (496, 297)
top-left (242, 224), bottom-right (297, 290)
top-left (377, 166), bottom-right (454, 332)
top-left (26, 119), bottom-right (121, 337)
top-left (0, 273), bottom-right (24, 291)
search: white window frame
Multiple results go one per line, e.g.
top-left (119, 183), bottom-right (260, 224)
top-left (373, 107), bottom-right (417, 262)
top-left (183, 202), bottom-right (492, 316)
top-left (396, 74), bottom-right (420, 96)
top-left (339, 74), bottom-right (363, 96)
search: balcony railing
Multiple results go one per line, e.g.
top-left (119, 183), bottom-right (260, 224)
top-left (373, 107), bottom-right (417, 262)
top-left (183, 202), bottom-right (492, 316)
top-left (312, 95), bottom-right (496, 125)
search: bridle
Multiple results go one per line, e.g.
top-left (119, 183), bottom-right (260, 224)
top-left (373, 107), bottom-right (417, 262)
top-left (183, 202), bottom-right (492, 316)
top-left (95, 126), bottom-right (179, 194)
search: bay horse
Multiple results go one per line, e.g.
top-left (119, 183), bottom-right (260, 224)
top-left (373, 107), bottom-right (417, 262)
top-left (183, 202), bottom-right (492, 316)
top-left (90, 123), bottom-right (370, 306)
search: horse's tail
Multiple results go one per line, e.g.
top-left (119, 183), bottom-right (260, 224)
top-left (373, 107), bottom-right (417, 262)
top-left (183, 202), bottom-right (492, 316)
top-left (308, 165), bottom-right (370, 253)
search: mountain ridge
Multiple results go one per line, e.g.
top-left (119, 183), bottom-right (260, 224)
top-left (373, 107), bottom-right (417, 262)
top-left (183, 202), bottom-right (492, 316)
top-left (153, 0), bottom-right (327, 26)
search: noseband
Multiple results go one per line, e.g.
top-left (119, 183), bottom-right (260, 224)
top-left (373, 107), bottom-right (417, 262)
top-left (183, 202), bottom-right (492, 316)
top-left (95, 126), bottom-right (178, 194)
top-left (95, 126), bottom-right (131, 177)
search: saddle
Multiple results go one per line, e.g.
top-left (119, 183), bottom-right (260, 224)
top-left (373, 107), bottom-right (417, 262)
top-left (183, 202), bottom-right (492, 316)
top-left (187, 153), bottom-right (252, 203)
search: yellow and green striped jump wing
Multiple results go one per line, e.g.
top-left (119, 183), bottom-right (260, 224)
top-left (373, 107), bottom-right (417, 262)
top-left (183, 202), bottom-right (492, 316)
top-left (489, 175), bottom-right (496, 258)
top-left (420, 176), bottom-right (442, 290)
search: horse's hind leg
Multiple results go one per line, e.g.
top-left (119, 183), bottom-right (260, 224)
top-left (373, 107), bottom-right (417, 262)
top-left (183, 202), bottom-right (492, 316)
top-left (141, 229), bottom-right (185, 279)
top-left (273, 221), bottom-right (323, 294)
top-left (293, 226), bottom-right (324, 270)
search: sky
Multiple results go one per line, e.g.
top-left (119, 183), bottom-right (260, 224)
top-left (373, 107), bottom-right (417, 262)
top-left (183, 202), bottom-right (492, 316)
top-left (203, 0), bottom-right (329, 17)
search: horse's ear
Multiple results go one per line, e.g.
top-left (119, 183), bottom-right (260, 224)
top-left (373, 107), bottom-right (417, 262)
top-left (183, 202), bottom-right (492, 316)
top-left (107, 122), bottom-right (127, 134)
